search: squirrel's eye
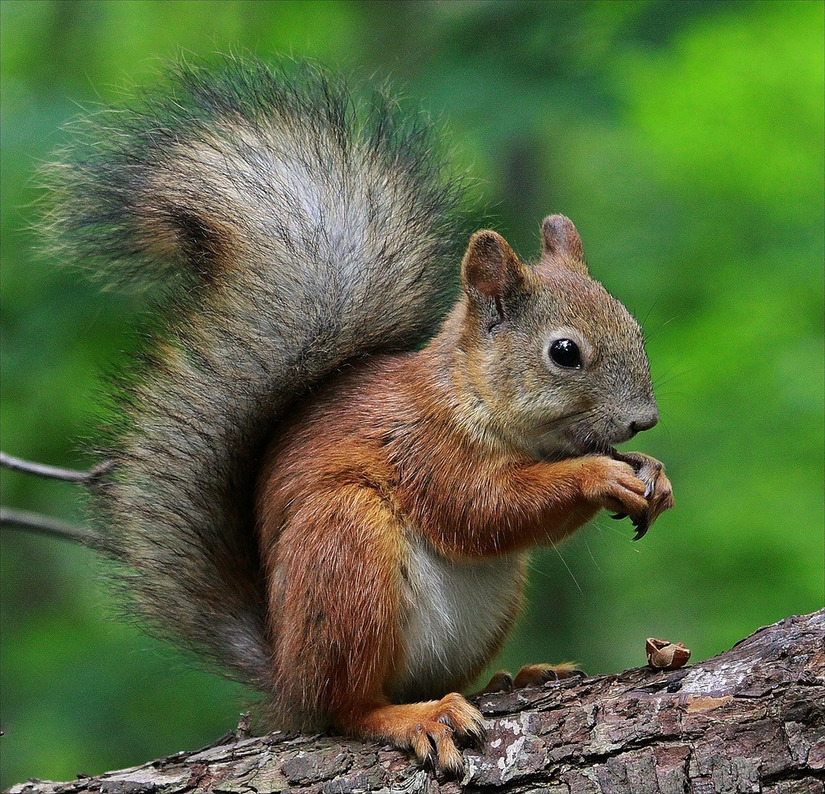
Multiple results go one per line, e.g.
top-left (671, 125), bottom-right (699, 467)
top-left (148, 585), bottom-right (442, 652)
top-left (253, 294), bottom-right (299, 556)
top-left (549, 338), bottom-right (582, 369)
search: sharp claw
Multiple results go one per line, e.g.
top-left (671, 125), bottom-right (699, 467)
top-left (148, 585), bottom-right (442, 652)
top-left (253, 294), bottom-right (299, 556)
top-left (644, 482), bottom-right (653, 500)
top-left (610, 512), bottom-right (627, 520)
top-left (632, 515), bottom-right (650, 540)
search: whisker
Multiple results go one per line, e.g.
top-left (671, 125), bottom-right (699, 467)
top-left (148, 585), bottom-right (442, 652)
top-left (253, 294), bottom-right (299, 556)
top-left (582, 534), bottom-right (603, 573)
top-left (642, 313), bottom-right (682, 343)
top-left (548, 539), bottom-right (583, 594)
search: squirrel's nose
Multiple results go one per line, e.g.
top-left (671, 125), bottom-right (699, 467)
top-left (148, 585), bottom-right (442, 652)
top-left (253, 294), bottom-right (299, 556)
top-left (628, 408), bottom-right (659, 437)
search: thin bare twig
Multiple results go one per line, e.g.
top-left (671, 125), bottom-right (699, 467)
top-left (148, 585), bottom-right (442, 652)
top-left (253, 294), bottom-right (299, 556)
top-left (0, 451), bottom-right (113, 484)
top-left (0, 507), bottom-right (117, 554)
top-left (1, 452), bottom-right (117, 554)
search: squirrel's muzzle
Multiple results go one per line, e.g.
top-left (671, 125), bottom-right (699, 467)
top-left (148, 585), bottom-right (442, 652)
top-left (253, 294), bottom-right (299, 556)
top-left (627, 406), bottom-right (659, 438)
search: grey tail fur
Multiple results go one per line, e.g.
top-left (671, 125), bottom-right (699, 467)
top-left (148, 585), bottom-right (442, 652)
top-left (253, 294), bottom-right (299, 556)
top-left (44, 57), bottom-right (469, 692)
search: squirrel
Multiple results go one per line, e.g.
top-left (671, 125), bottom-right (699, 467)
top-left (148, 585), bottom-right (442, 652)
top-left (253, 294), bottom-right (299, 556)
top-left (44, 58), bottom-right (673, 773)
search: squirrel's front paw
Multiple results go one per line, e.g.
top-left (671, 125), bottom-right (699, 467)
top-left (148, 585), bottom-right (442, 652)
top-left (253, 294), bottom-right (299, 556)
top-left (579, 456), bottom-right (648, 518)
top-left (579, 454), bottom-right (672, 539)
top-left (607, 451), bottom-right (674, 539)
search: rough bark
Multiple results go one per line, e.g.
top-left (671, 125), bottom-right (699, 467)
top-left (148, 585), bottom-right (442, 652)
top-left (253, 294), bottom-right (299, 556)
top-left (8, 610), bottom-right (824, 794)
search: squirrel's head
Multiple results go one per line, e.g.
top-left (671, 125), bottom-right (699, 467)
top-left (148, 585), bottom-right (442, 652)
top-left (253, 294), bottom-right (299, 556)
top-left (455, 215), bottom-right (658, 460)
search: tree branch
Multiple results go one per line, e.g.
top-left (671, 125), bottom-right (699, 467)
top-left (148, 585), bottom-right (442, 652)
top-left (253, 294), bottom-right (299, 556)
top-left (0, 451), bottom-right (113, 484)
top-left (0, 507), bottom-right (117, 554)
top-left (7, 610), bottom-right (824, 794)
top-left (1, 452), bottom-right (118, 553)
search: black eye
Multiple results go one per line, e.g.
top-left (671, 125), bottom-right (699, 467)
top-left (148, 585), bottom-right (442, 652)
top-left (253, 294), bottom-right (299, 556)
top-left (549, 338), bottom-right (582, 369)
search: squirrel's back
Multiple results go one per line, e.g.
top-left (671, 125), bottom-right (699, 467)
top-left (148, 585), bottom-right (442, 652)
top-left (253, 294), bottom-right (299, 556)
top-left (46, 57), bottom-right (469, 689)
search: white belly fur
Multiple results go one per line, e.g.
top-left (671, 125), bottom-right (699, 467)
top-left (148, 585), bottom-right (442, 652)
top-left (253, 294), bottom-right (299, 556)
top-left (393, 532), bottom-right (527, 701)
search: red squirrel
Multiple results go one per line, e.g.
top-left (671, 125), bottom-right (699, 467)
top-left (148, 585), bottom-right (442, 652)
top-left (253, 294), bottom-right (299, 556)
top-left (45, 58), bottom-right (673, 773)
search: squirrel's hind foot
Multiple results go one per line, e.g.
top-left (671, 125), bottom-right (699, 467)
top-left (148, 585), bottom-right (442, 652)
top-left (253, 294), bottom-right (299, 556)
top-left (480, 662), bottom-right (584, 693)
top-left (345, 693), bottom-right (484, 775)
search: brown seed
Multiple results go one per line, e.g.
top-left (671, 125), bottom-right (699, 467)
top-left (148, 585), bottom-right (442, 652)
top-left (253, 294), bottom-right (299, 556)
top-left (646, 637), bottom-right (691, 669)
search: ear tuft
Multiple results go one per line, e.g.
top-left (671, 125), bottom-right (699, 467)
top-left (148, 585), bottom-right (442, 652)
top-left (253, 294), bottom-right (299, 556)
top-left (540, 214), bottom-right (587, 274)
top-left (462, 230), bottom-right (524, 299)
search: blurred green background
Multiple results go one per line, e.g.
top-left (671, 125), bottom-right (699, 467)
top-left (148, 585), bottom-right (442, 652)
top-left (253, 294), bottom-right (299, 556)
top-left (1, 0), bottom-right (822, 785)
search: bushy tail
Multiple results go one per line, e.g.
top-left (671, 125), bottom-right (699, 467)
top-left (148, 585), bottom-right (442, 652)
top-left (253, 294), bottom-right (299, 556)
top-left (45, 57), bottom-right (469, 690)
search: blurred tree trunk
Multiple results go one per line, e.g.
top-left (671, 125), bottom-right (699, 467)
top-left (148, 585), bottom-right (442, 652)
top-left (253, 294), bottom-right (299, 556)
top-left (8, 610), bottom-right (823, 794)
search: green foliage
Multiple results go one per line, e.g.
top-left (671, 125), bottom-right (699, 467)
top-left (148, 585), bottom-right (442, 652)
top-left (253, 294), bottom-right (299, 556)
top-left (1, 0), bottom-right (822, 785)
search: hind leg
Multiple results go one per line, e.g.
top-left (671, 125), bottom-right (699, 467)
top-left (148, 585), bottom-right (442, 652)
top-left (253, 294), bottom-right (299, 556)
top-left (267, 486), bottom-right (484, 773)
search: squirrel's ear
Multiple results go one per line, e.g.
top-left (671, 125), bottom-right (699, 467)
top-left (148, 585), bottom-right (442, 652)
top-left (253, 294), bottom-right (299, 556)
top-left (462, 230), bottom-right (526, 301)
top-left (540, 214), bottom-right (588, 275)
